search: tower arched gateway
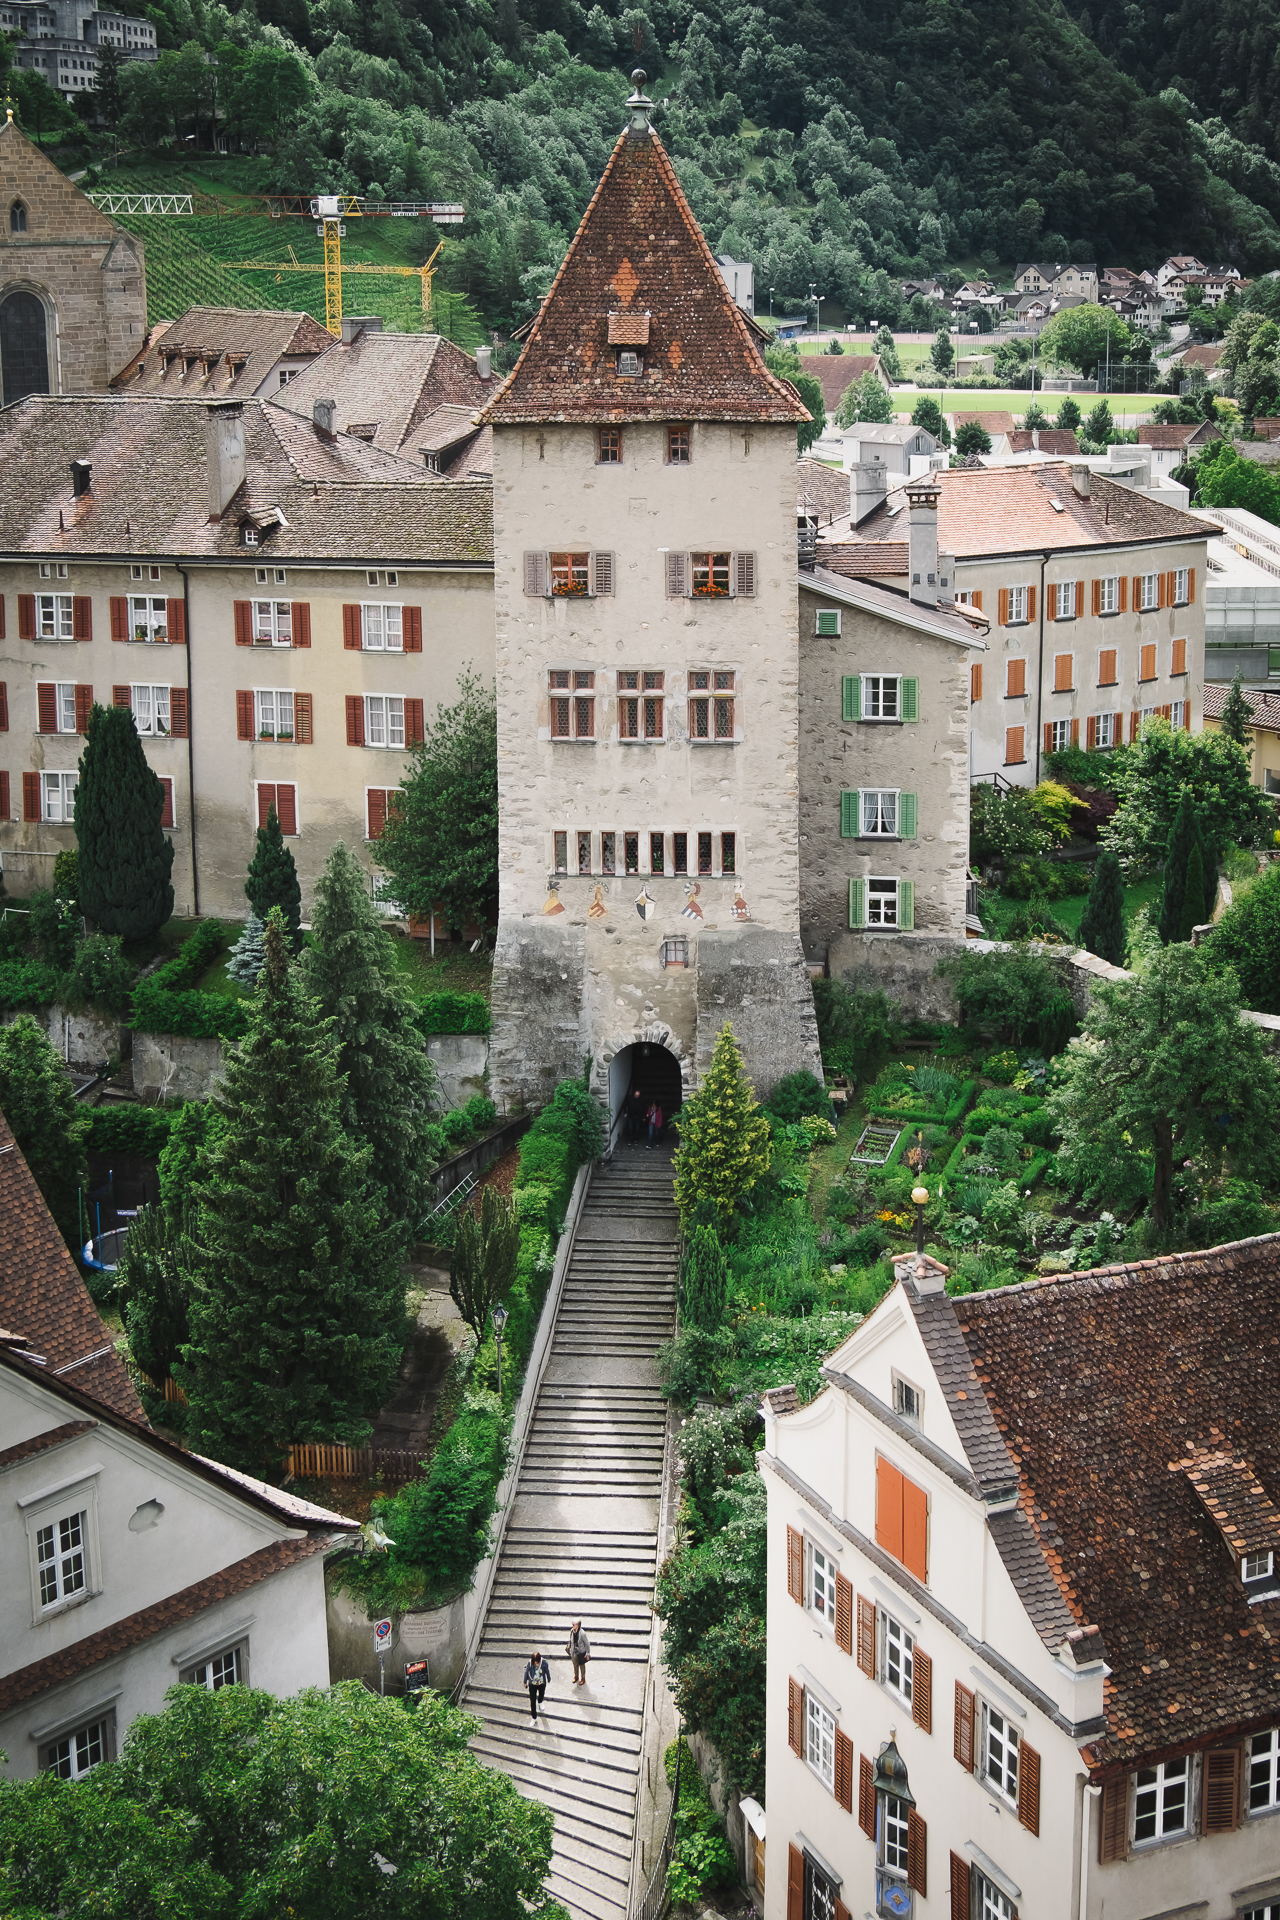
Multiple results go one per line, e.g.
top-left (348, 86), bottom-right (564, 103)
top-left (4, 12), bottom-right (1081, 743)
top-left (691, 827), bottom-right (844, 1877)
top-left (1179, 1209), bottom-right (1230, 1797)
top-left (599, 1027), bottom-right (688, 1149)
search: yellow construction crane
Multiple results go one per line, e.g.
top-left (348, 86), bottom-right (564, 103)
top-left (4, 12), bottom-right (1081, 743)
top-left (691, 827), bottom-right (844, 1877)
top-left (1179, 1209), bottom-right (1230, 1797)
top-left (87, 191), bottom-right (465, 336)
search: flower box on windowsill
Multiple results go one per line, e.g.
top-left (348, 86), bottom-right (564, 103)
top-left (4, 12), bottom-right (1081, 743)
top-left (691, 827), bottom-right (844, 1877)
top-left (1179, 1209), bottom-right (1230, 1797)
top-left (692, 585), bottom-right (730, 598)
top-left (259, 729), bottom-right (276, 740)
top-left (551, 584), bottom-right (590, 597)
top-left (277, 730), bottom-right (293, 741)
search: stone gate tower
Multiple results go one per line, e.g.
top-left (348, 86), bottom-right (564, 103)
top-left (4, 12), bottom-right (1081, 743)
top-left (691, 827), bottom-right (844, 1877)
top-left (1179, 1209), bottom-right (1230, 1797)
top-left (480, 75), bottom-right (821, 1117)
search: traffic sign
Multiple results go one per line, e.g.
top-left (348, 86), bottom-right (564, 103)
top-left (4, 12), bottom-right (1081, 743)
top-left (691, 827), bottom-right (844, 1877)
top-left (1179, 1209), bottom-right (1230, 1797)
top-left (373, 1617), bottom-right (394, 1654)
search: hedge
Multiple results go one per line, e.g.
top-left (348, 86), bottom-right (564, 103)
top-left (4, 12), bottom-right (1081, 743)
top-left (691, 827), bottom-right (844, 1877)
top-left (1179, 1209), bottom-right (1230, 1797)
top-left (868, 1081), bottom-right (975, 1130)
top-left (411, 992), bottom-right (491, 1036)
top-left (129, 922), bottom-right (249, 1039)
top-left (85, 1105), bottom-right (175, 1156)
top-left (0, 960), bottom-right (68, 1010)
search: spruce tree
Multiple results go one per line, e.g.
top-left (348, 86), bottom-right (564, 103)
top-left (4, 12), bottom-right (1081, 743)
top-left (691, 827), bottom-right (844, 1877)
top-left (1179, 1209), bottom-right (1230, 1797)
top-left (0, 1014), bottom-right (91, 1252)
top-left (245, 808), bottom-right (302, 952)
top-left (1219, 672), bottom-right (1253, 749)
top-left (303, 843), bottom-right (440, 1240)
top-left (1079, 847), bottom-right (1126, 966)
top-left (75, 704), bottom-right (174, 940)
top-left (1179, 840), bottom-right (1205, 943)
top-left (181, 911), bottom-right (403, 1472)
top-left (226, 913), bottom-right (267, 987)
top-left (673, 1024), bottom-right (771, 1229)
top-left (1158, 791), bottom-right (1199, 944)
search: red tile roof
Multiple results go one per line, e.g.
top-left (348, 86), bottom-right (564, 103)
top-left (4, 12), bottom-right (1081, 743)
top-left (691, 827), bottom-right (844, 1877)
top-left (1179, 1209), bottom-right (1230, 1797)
top-left (1007, 429), bottom-right (1080, 455)
top-left (0, 1113), bottom-right (142, 1423)
top-left (1203, 682), bottom-right (1280, 734)
top-left (0, 1419), bottom-right (96, 1472)
top-left (949, 1236), bottom-right (1280, 1768)
top-left (1138, 422), bottom-right (1220, 450)
top-left (478, 122), bottom-right (808, 427)
top-left (818, 540), bottom-right (909, 577)
top-left (953, 411), bottom-right (1016, 434)
top-left (1254, 418), bottom-right (1280, 440)
top-left (807, 355), bottom-right (883, 412)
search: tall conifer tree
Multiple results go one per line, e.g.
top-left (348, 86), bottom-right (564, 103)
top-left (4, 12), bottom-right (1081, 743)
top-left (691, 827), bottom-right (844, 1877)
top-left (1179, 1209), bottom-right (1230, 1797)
top-left (673, 1024), bottom-right (771, 1228)
top-left (1219, 672), bottom-right (1252, 748)
top-left (245, 808), bottom-right (302, 951)
top-left (181, 911), bottom-right (402, 1472)
top-left (1157, 791), bottom-right (1198, 945)
top-left (75, 704), bottom-right (174, 940)
top-left (1180, 840), bottom-right (1206, 943)
top-left (1079, 847), bottom-right (1126, 966)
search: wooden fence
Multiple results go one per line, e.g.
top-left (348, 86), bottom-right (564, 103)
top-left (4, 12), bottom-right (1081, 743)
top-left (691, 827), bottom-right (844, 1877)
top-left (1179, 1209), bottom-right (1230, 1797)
top-left (285, 1443), bottom-right (422, 1484)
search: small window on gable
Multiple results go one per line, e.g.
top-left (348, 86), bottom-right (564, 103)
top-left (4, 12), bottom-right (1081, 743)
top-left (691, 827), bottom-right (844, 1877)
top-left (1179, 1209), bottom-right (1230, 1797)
top-left (893, 1376), bottom-right (923, 1425)
top-left (10, 200), bottom-right (28, 233)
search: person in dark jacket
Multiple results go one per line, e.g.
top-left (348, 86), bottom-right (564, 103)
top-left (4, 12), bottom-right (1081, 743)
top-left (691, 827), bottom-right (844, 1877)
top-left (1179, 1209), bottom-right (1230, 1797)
top-left (523, 1649), bottom-right (550, 1721)
top-left (566, 1620), bottom-right (591, 1684)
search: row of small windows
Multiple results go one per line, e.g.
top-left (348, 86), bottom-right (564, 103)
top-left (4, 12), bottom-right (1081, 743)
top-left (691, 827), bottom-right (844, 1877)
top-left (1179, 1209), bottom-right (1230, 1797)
top-left (522, 550), bottom-right (756, 600)
top-left (1002, 705), bottom-right (1190, 764)
top-left (995, 568), bottom-right (1195, 626)
top-left (548, 669), bottom-right (736, 741)
top-left (551, 828), bottom-right (737, 878)
top-left (974, 641), bottom-right (1189, 703)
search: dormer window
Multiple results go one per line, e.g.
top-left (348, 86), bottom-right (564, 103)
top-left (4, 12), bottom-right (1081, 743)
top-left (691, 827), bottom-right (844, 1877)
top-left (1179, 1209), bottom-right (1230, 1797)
top-left (1244, 1550), bottom-right (1275, 1584)
top-left (242, 526), bottom-right (259, 547)
top-left (10, 200), bottom-right (28, 233)
top-left (617, 350), bottom-right (641, 377)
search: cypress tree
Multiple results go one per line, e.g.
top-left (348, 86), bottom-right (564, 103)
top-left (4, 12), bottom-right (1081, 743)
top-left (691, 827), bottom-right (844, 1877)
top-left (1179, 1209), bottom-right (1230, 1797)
top-left (75, 704), bottom-right (174, 940)
top-left (226, 913), bottom-right (267, 987)
top-left (303, 843), bottom-right (440, 1241)
top-left (680, 1225), bottom-right (729, 1332)
top-left (245, 808), bottom-right (302, 952)
top-left (181, 910), bottom-right (403, 1473)
top-left (1179, 840), bottom-right (1205, 943)
top-left (1158, 791), bottom-right (1198, 945)
top-left (1195, 817), bottom-right (1218, 923)
top-left (1219, 671), bottom-right (1252, 748)
top-left (1079, 847), bottom-right (1126, 966)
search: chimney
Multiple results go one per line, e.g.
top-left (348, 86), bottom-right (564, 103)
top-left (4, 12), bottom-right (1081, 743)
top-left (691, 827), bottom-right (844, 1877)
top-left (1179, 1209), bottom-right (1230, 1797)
top-left (312, 397), bottom-right (336, 436)
top-left (204, 401), bottom-right (245, 521)
top-left (937, 549), bottom-right (955, 604)
top-left (475, 344), bottom-right (492, 380)
top-left (339, 315), bottom-right (383, 344)
top-left (1071, 463), bottom-right (1091, 499)
top-left (70, 460), bottom-right (92, 498)
top-left (906, 480), bottom-right (941, 607)
top-left (850, 462), bottom-right (888, 527)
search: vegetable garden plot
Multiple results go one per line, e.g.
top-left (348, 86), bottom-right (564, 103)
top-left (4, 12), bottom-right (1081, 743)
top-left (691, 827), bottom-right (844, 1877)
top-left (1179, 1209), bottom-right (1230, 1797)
top-left (849, 1123), bottom-right (902, 1167)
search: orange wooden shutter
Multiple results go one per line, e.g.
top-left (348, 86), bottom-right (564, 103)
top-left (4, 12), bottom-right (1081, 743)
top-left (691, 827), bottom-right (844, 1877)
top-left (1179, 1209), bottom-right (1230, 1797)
top-left (0, 595), bottom-right (4, 638)
top-left (1172, 636), bottom-right (1186, 675)
top-left (1005, 726), bottom-right (1024, 765)
top-left (1159, 703), bottom-right (1172, 721)
top-left (834, 1904), bottom-right (850, 1920)
top-left (294, 692), bottom-right (312, 744)
top-left (1053, 652), bottom-right (1072, 691)
top-left (74, 685), bottom-right (92, 733)
top-left (835, 1573), bottom-right (853, 1654)
top-left (170, 688), bottom-right (189, 738)
top-left (1086, 715), bottom-right (1097, 749)
top-left (110, 596), bottom-right (129, 641)
top-left (953, 1683), bottom-right (975, 1769)
top-left (912, 1646), bottom-right (932, 1732)
top-left (1070, 717), bottom-right (1080, 746)
top-left (233, 600), bottom-right (253, 646)
top-left (1129, 710), bottom-right (1140, 741)
top-left (1046, 586), bottom-right (1057, 623)
top-left (1017, 1740), bottom-right (1041, 1834)
top-left (113, 684), bottom-right (131, 708)
top-left (18, 594), bottom-right (35, 640)
top-left (159, 777), bottom-right (174, 830)
top-left (1099, 1775), bottom-right (1128, 1862)
top-left (997, 587), bottom-right (1010, 626)
top-left (1043, 722), bottom-right (1053, 757)
top-left (970, 662), bottom-right (982, 702)
top-left (367, 788), bottom-right (388, 840)
top-left (0, 683), bottom-right (7, 731)
top-left (787, 1677), bottom-right (803, 1755)
top-left (856, 1593), bottom-right (875, 1676)
top-left (22, 771), bottom-right (40, 820)
top-left (787, 1526), bottom-right (803, 1603)
top-left (1075, 580), bottom-right (1084, 618)
top-left (902, 1477), bottom-right (927, 1580)
top-left (257, 783), bottom-right (276, 828)
top-left (1007, 658), bottom-right (1026, 697)
top-left (907, 1809), bottom-right (927, 1894)
top-left (787, 1844), bottom-right (804, 1920)
top-left (36, 684), bottom-right (57, 734)
top-left (291, 602), bottom-right (311, 648)
top-left (403, 606), bottom-right (423, 652)
top-left (971, 590), bottom-right (982, 610)
top-left (950, 1852), bottom-right (970, 1920)
top-left (73, 596), bottom-right (92, 641)
top-left (1098, 647), bottom-right (1116, 685)
top-left (1118, 574), bottom-right (1128, 612)
top-left (1202, 1748), bottom-right (1241, 1833)
top-left (1158, 571), bottom-right (1168, 608)
top-left (1027, 583), bottom-right (1037, 622)
top-left (876, 1458), bottom-right (904, 1562)
top-left (166, 598), bottom-right (185, 644)
top-left (346, 696), bottom-right (364, 747)
top-left (1140, 643), bottom-right (1156, 681)
top-left (1091, 577), bottom-right (1101, 616)
top-left (275, 784), bottom-right (297, 836)
top-left (834, 1729), bottom-right (854, 1812)
top-left (858, 1753), bottom-right (875, 1839)
top-left (405, 697), bottom-right (425, 745)
top-left (1114, 710), bottom-right (1123, 744)
top-left (343, 604), bottom-right (363, 649)
top-left (0, 772), bottom-right (9, 819)
top-left (1188, 566), bottom-right (1196, 603)
top-left (236, 690), bottom-right (254, 740)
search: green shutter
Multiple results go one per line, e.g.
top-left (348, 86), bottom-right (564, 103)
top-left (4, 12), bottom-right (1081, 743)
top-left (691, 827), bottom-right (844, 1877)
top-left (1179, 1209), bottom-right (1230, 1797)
top-left (840, 791), bottom-right (859, 838)
top-left (899, 792), bottom-right (918, 839)
top-left (899, 880), bottom-right (915, 930)
top-left (849, 878), bottom-right (866, 928)
top-left (900, 677), bottom-right (919, 722)
top-left (842, 675), bottom-right (861, 722)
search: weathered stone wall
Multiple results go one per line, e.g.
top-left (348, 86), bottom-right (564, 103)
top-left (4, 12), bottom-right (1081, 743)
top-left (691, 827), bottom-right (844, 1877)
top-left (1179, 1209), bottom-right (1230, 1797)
top-left (695, 927), bottom-right (821, 1096)
top-left (425, 1031), bottom-right (490, 1108)
top-left (488, 918), bottom-right (586, 1110)
top-left (131, 1030), bottom-right (226, 1103)
top-left (324, 1563), bottom-right (468, 1695)
top-left (5, 1003), bottom-right (123, 1072)
top-left (827, 929), bottom-right (964, 1023)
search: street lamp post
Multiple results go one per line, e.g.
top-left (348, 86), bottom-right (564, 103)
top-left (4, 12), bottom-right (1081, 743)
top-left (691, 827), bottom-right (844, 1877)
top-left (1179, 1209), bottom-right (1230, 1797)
top-left (810, 284), bottom-right (825, 341)
top-left (492, 1303), bottom-right (508, 1398)
top-left (769, 286), bottom-right (775, 320)
top-left (911, 1185), bottom-right (930, 1258)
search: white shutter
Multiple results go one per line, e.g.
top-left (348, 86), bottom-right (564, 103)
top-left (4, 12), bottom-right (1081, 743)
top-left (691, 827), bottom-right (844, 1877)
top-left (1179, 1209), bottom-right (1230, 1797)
top-left (733, 551), bottom-right (757, 598)
top-left (591, 551), bottom-right (614, 596)
top-left (665, 551), bottom-right (689, 598)
top-left (523, 551), bottom-right (549, 597)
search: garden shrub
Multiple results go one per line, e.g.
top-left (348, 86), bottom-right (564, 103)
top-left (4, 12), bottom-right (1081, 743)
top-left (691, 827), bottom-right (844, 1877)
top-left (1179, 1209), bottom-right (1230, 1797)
top-left (86, 1105), bottom-right (174, 1157)
top-left (657, 1325), bottom-right (736, 1403)
top-left (28, 889), bottom-right (78, 969)
top-left (1205, 865), bottom-right (1280, 1014)
top-left (681, 1226), bottom-right (730, 1332)
top-left (978, 1127), bottom-right (1023, 1178)
top-left (131, 921), bottom-right (249, 1040)
top-left (410, 991), bottom-right (491, 1035)
top-left (910, 1064), bottom-right (957, 1103)
top-left (983, 1049), bottom-right (1021, 1083)
top-left (1006, 898), bottom-right (1075, 943)
top-left (939, 949), bottom-right (1077, 1053)
top-left (0, 959), bottom-right (67, 1010)
top-left (666, 1738), bottom-right (739, 1909)
top-left (1184, 1180), bottom-right (1278, 1249)
top-left (764, 1069), bottom-right (834, 1124)
top-left (65, 933), bottom-right (136, 1015)
top-left (812, 978), bottom-right (897, 1080)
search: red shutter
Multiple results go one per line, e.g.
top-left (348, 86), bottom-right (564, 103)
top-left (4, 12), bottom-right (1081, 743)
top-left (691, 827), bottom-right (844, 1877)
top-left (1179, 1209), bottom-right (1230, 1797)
top-left (405, 697), bottom-right (425, 745)
top-left (1017, 1740), bottom-right (1041, 1834)
top-left (857, 1593), bottom-right (875, 1675)
top-left (788, 1677), bottom-right (803, 1755)
top-left (1099, 1775), bottom-right (1128, 1862)
top-left (36, 684), bottom-right (57, 734)
top-left (403, 605), bottom-right (423, 652)
top-left (113, 684), bottom-right (132, 708)
top-left (1027, 583), bottom-right (1037, 622)
top-left (902, 1477), bottom-right (927, 1581)
top-left (787, 1526), bottom-right (803, 1603)
top-left (110, 595), bottom-right (129, 641)
top-left (949, 1853), bottom-right (970, 1920)
top-left (343, 604), bottom-right (363, 649)
top-left (0, 683), bottom-right (7, 732)
top-left (1070, 717), bottom-right (1080, 747)
top-left (954, 1683), bottom-right (975, 1770)
top-left (233, 600), bottom-right (253, 646)
top-left (74, 686), bottom-right (93, 733)
top-left (18, 595), bottom-right (35, 640)
top-left (858, 1753), bottom-right (875, 1839)
top-left (236, 690), bottom-right (255, 740)
top-left (294, 692), bottom-right (312, 744)
top-left (367, 788), bottom-right (388, 840)
top-left (1202, 1747), bottom-right (1241, 1833)
top-left (22, 771), bottom-right (41, 821)
top-left (291, 602), bottom-right (311, 648)
top-left (73, 595), bottom-right (92, 641)
top-left (912, 1646), bottom-right (932, 1732)
top-left (834, 1729), bottom-right (853, 1812)
top-left (834, 1573), bottom-right (853, 1654)
top-left (275, 784), bottom-right (297, 836)
top-left (159, 777), bottom-right (174, 830)
top-left (876, 1458), bottom-right (904, 1562)
top-left (166, 598), bottom-right (185, 644)
top-left (170, 688), bottom-right (189, 738)
top-left (1075, 580), bottom-right (1084, 618)
top-left (1043, 723), bottom-right (1053, 756)
top-left (257, 783), bottom-right (276, 828)
top-left (787, 1845), bottom-right (804, 1920)
top-left (346, 695), bottom-right (364, 747)
top-left (907, 1809), bottom-right (927, 1894)
top-left (0, 772), bottom-right (9, 819)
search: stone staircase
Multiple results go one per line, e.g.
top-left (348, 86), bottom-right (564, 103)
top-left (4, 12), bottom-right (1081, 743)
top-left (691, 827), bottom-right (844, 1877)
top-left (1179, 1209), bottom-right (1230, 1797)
top-left (464, 1143), bottom-right (679, 1920)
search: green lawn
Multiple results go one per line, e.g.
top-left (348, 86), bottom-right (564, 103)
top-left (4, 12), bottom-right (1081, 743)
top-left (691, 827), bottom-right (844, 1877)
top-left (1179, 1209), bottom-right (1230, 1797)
top-left (980, 870), bottom-right (1162, 942)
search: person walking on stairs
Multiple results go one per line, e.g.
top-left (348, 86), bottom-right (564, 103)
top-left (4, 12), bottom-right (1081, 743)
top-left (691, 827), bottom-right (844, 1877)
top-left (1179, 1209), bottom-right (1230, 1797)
top-left (523, 1649), bottom-right (550, 1722)
top-left (566, 1620), bottom-right (591, 1684)
top-left (645, 1100), bottom-right (663, 1148)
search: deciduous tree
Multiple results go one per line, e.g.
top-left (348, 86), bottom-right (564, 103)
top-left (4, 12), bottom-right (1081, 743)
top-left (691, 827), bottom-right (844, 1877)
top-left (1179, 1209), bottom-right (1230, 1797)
top-left (75, 704), bottom-right (174, 941)
top-left (1102, 718), bottom-right (1271, 873)
top-left (1207, 865), bottom-right (1280, 1013)
top-left (449, 1183), bottom-right (519, 1345)
top-left (836, 367), bottom-right (893, 425)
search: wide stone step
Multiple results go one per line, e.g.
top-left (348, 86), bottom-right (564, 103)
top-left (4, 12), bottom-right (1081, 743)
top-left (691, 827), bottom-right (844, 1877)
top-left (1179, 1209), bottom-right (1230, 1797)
top-left (544, 1859), bottom-right (631, 1920)
top-left (469, 1726), bottom-right (641, 1798)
